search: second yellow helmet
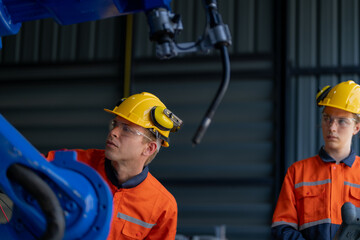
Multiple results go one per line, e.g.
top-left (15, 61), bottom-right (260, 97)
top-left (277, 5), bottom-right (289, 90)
top-left (317, 80), bottom-right (360, 114)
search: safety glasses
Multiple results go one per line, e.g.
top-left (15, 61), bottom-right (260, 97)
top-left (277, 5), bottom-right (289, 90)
top-left (109, 120), bottom-right (153, 141)
top-left (322, 113), bottom-right (356, 128)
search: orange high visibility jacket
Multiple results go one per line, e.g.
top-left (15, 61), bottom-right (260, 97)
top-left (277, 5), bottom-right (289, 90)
top-left (47, 149), bottom-right (178, 240)
top-left (272, 148), bottom-right (360, 240)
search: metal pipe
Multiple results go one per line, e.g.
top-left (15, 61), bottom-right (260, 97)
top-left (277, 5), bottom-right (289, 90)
top-left (192, 44), bottom-right (230, 146)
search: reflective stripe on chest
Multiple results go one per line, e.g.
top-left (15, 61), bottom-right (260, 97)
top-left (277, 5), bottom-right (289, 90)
top-left (117, 212), bottom-right (156, 229)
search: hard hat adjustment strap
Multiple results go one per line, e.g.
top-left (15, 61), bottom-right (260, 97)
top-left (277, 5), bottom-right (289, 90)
top-left (149, 128), bottom-right (169, 143)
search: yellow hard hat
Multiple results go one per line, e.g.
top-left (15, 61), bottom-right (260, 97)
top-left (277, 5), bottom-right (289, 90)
top-left (104, 92), bottom-right (183, 147)
top-left (316, 80), bottom-right (360, 114)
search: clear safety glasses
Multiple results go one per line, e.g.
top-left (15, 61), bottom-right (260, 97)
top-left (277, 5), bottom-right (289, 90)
top-left (109, 120), bottom-right (153, 141)
top-left (322, 113), bottom-right (356, 128)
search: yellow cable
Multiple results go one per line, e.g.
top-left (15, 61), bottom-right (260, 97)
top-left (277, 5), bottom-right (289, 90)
top-left (123, 14), bottom-right (133, 98)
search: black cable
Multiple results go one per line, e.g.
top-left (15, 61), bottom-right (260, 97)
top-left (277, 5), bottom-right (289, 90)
top-left (174, 37), bottom-right (202, 50)
top-left (192, 44), bottom-right (230, 146)
top-left (174, 2), bottom-right (208, 52)
top-left (7, 164), bottom-right (65, 240)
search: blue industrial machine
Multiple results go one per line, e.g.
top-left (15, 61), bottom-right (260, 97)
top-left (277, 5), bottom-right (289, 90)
top-left (0, 0), bottom-right (232, 239)
top-left (0, 114), bottom-right (113, 240)
top-left (0, 0), bottom-right (172, 47)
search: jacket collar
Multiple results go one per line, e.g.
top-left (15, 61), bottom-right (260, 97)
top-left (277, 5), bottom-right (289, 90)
top-left (319, 146), bottom-right (356, 167)
top-left (105, 158), bottom-right (148, 188)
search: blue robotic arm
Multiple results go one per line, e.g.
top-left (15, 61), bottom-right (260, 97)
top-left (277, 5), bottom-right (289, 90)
top-left (0, 114), bottom-right (113, 240)
top-left (0, 0), bottom-right (172, 39)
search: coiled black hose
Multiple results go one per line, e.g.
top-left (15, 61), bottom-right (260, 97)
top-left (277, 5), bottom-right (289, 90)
top-left (7, 164), bottom-right (65, 240)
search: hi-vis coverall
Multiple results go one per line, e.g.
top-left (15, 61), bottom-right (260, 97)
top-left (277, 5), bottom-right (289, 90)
top-left (47, 149), bottom-right (178, 240)
top-left (272, 148), bottom-right (360, 240)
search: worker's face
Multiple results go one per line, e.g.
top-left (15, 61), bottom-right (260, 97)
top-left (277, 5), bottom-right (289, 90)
top-left (322, 107), bottom-right (360, 153)
top-left (105, 116), bottom-right (150, 163)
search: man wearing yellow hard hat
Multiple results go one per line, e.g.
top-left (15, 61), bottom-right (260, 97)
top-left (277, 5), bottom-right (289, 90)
top-left (271, 80), bottom-right (360, 240)
top-left (47, 92), bottom-right (183, 239)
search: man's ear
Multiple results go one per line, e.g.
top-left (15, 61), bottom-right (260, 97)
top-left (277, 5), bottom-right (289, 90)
top-left (354, 123), bottom-right (360, 135)
top-left (142, 141), bottom-right (157, 156)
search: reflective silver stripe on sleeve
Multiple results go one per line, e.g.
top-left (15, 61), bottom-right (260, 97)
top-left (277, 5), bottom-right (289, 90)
top-left (117, 212), bottom-right (156, 229)
top-left (271, 221), bottom-right (298, 230)
top-left (295, 179), bottom-right (331, 189)
top-left (345, 181), bottom-right (360, 188)
top-left (299, 218), bottom-right (331, 231)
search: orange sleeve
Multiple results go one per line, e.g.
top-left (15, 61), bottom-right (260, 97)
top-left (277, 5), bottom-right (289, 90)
top-left (272, 165), bottom-right (299, 228)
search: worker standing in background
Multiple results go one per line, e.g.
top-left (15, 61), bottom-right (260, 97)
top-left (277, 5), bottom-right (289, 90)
top-left (271, 80), bottom-right (360, 240)
top-left (47, 92), bottom-right (183, 239)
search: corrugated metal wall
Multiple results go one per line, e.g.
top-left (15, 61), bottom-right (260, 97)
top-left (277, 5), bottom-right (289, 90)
top-left (131, 57), bottom-right (274, 239)
top-left (0, 17), bottom-right (127, 153)
top-left (0, 1), bottom-right (278, 240)
top-left (0, 18), bottom-right (124, 63)
top-left (286, 0), bottom-right (360, 171)
top-left (131, 1), bottom-right (276, 239)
